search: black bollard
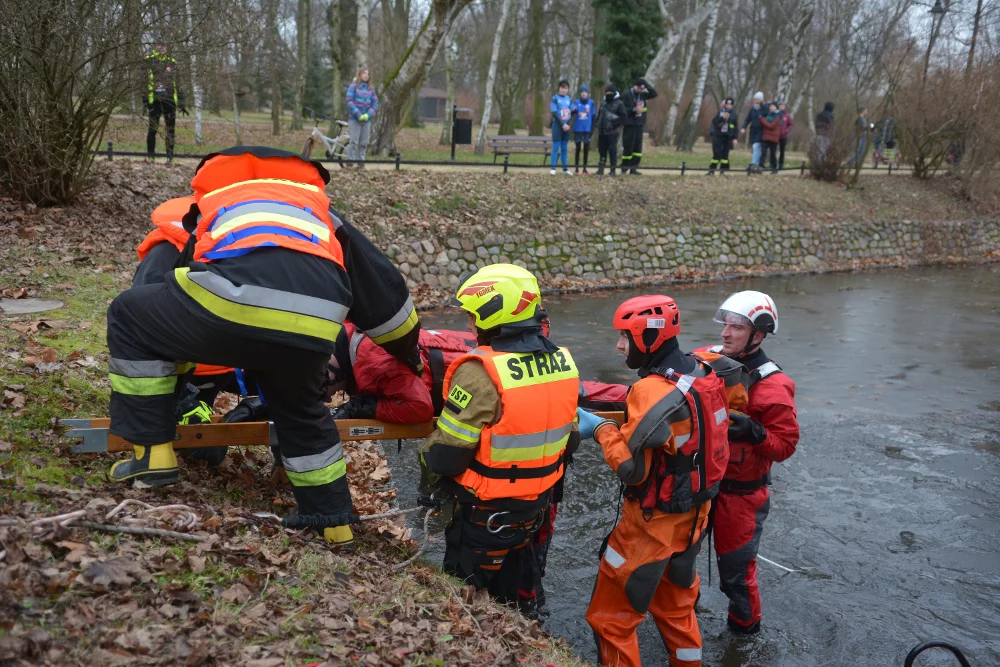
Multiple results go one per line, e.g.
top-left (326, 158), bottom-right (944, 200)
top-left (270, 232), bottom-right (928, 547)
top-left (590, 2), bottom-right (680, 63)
top-left (504, 154), bottom-right (509, 175)
top-left (800, 160), bottom-right (805, 176)
top-left (395, 152), bottom-right (401, 171)
top-left (681, 161), bottom-right (686, 176)
top-left (107, 141), bottom-right (113, 161)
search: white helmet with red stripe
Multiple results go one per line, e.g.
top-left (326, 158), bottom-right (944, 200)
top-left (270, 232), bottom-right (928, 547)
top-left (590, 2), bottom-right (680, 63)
top-left (713, 290), bottom-right (779, 335)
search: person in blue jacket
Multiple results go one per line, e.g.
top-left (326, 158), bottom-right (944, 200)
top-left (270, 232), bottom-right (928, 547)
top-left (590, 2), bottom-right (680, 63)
top-left (550, 80), bottom-right (574, 175)
top-left (572, 84), bottom-right (597, 175)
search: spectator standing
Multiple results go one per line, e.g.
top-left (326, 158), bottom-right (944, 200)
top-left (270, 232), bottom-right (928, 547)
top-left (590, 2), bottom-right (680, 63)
top-left (595, 84), bottom-right (626, 177)
top-left (708, 97), bottom-right (738, 175)
top-left (572, 85), bottom-right (597, 175)
top-left (145, 45), bottom-right (187, 163)
top-left (619, 77), bottom-right (658, 175)
top-left (759, 102), bottom-right (781, 174)
top-left (741, 92), bottom-right (766, 173)
top-left (346, 67), bottom-right (379, 168)
top-left (778, 101), bottom-right (793, 170)
top-left (814, 101), bottom-right (835, 161)
top-left (550, 79), bottom-right (574, 175)
top-left (851, 107), bottom-right (871, 169)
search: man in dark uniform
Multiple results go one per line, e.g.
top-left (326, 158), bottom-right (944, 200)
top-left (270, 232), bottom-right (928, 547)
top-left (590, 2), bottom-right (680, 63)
top-left (145, 45), bottom-right (187, 162)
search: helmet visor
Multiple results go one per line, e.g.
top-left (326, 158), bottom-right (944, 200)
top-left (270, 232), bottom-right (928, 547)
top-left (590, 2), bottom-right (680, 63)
top-left (713, 308), bottom-right (753, 328)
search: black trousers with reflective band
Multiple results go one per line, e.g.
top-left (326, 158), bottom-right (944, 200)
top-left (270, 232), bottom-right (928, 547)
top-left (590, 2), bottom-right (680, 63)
top-left (106, 282), bottom-right (350, 516)
top-left (147, 100), bottom-right (176, 157)
top-left (622, 124), bottom-right (644, 169)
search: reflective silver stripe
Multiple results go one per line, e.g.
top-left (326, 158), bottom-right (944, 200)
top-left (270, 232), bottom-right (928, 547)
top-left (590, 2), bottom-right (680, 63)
top-left (757, 361), bottom-right (780, 379)
top-left (282, 442), bottom-right (344, 473)
top-left (675, 648), bottom-right (702, 661)
top-left (109, 358), bottom-right (178, 378)
top-left (675, 433), bottom-right (691, 447)
top-left (364, 296), bottom-right (415, 339)
top-left (714, 407), bottom-right (728, 425)
top-left (604, 545), bottom-right (626, 568)
top-left (708, 345), bottom-right (723, 353)
top-left (185, 270), bottom-right (348, 323)
top-left (491, 422), bottom-right (574, 450)
top-left (675, 374), bottom-right (695, 394)
top-left (327, 207), bottom-right (345, 229)
top-left (170, 220), bottom-right (186, 229)
top-left (349, 332), bottom-right (365, 366)
top-left (211, 202), bottom-right (328, 235)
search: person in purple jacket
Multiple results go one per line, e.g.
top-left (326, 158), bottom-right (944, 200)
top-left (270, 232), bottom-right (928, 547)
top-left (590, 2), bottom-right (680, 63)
top-left (550, 80), bottom-right (574, 175)
top-left (345, 67), bottom-right (379, 168)
top-left (572, 84), bottom-right (596, 175)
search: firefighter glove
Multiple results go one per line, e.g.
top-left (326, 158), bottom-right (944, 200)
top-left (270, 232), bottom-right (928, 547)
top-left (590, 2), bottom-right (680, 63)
top-left (728, 410), bottom-right (767, 445)
top-left (222, 395), bottom-right (269, 423)
top-left (577, 407), bottom-right (613, 440)
top-left (331, 395), bottom-right (378, 420)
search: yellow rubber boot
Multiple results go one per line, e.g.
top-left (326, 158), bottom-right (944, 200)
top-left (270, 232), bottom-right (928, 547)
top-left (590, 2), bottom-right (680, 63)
top-left (324, 525), bottom-right (354, 549)
top-left (109, 443), bottom-right (179, 488)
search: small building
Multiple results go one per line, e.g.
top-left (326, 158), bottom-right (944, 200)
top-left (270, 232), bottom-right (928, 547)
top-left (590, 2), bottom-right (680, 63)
top-left (418, 87), bottom-right (448, 121)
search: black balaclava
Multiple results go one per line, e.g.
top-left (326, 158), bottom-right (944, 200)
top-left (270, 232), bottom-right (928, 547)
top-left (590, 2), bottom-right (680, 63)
top-left (624, 331), bottom-right (696, 377)
top-left (478, 307), bottom-right (557, 353)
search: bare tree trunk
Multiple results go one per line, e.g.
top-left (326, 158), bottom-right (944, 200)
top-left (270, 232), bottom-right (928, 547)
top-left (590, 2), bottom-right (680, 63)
top-left (682, 0), bottom-right (721, 150)
top-left (268, 0), bottom-right (282, 135)
top-left (791, 45), bottom-right (817, 122)
top-left (966, 0), bottom-right (983, 80)
top-left (292, 0), bottom-right (310, 130)
top-left (230, 75), bottom-right (242, 144)
top-left (775, 0), bottom-right (815, 104)
top-left (664, 31), bottom-right (697, 144)
top-left (579, 4), bottom-right (593, 87)
top-left (368, 0), bottom-right (474, 155)
top-left (529, 0), bottom-right (544, 135)
top-left (184, 0), bottom-right (204, 144)
top-left (571, 10), bottom-right (584, 90)
top-left (329, 0), bottom-right (343, 123)
top-left (644, 0), bottom-right (713, 86)
top-left (591, 5), bottom-right (604, 87)
top-left (475, 0), bottom-right (513, 153)
top-left (356, 0), bottom-right (370, 68)
top-left (439, 28), bottom-right (455, 144)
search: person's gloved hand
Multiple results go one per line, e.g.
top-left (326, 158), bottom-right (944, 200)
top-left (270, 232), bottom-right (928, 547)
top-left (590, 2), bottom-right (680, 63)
top-left (330, 395), bottom-right (378, 420)
top-left (180, 106), bottom-right (189, 116)
top-left (728, 410), bottom-right (767, 445)
top-left (222, 395), bottom-right (269, 423)
top-left (577, 407), bottom-right (613, 440)
top-left (359, 113), bottom-right (369, 122)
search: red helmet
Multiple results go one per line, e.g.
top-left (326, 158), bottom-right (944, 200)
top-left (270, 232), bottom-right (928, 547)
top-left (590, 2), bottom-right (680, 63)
top-left (613, 295), bottom-right (681, 354)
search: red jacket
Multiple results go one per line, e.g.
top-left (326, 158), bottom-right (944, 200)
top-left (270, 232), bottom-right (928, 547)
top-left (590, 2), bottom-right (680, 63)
top-left (726, 352), bottom-right (798, 483)
top-left (345, 324), bottom-right (475, 424)
top-left (780, 112), bottom-right (794, 139)
top-left (579, 380), bottom-right (628, 410)
top-left (759, 114), bottom-right (781, 143)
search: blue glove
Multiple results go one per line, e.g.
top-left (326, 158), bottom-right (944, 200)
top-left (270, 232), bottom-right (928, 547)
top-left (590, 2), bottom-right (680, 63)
top-left (577, 407), bottom-right (611, 440)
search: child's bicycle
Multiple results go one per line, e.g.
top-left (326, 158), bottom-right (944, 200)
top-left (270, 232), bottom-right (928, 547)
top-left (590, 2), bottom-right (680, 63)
top-left (301, 107), bottom-right (350, 165)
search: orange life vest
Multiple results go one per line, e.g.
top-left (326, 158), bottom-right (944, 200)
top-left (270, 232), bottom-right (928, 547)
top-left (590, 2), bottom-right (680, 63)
top-left (189, 152), bottom-right (345, 266)
top-left (136, 196), bottom-right (196, 261)
top-left (443, 346), bottom-right (580, 502)
top-left (625, 362), bottom-right (731, 514)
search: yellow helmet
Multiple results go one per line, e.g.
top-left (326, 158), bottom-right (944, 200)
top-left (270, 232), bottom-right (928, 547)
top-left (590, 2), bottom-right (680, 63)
top-left (455, 264), bottom-right (542, 329)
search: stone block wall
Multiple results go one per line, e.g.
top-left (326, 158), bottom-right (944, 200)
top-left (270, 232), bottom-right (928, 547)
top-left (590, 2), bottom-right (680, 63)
top-left (383, 218), bottom-right (1000, 294)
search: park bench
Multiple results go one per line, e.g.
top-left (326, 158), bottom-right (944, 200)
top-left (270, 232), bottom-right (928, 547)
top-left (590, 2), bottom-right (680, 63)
top-left (488, 135), bottom-right (551, 164)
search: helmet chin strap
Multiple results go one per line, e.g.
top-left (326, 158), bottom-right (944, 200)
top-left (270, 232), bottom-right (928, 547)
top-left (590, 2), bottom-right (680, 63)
top-left (737, 330), bottom-right (764, 359)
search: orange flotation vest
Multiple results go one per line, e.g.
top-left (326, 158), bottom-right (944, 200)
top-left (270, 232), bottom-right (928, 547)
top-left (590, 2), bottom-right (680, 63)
top-left (189, 151), bottom-right (344, 266)
top-left (443, 346), bottom-right (580, 502)
top-left (136, 196), bottom-right (196, 261)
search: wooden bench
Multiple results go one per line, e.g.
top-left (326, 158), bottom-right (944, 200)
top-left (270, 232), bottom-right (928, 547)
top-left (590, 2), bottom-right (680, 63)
top-left (488, 135), bottom-right (551, 164)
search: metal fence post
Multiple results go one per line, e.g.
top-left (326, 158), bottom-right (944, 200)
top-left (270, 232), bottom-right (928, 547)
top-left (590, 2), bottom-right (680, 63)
top-left (800, 160), bottom-right (805, 176)
top-left (503, 154), bottom-right (509, 175)
top-left (107, 141), bottom-right (113, 161)
top-left (395, 152), bottom-right (401, 171)
top-left (450, 104), bottom-right (457, 162)
top-left (681, 161), bottom-right (686, 176)
top-left (888, 161), bottom-right (892, 175)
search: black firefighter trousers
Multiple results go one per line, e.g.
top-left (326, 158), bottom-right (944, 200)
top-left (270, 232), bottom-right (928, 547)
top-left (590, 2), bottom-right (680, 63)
top-left (621, 124), bottom-right (645, 172)
top-left (106, 281), bottom-right (351, 517)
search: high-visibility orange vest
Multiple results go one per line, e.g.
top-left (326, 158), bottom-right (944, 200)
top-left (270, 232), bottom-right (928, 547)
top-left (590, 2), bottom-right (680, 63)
top-left (189, 152), bottom-right (345, 266)
top-left (136, 196), bottom-right (196, 261)
top-left (443, 346), bottom-right (580, 502)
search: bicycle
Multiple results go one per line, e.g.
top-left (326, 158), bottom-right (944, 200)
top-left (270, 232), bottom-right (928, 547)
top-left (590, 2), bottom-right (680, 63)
top-left (301, 107), bottom-right (350, 165)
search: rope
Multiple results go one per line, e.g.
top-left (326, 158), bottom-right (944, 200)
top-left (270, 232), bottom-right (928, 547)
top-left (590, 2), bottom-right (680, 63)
top-left (392, 508), bottom-right (435, 571)
top-left (280, 505), bottom-right (424, 529)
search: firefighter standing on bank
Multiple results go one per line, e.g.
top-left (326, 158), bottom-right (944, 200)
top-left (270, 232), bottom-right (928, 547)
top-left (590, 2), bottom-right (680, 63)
top-left (703, 291), bottom-right (799, 634)
top-left (105, 146), bottom-right (421, 548)
top-left (145, 45), bottom-right (187, 163)
top-left (578, 295), bottom-right (730, 667)
top-left (421, 264), bottom-right (581, 606)
top-left (619, 78), bottom-right (658, 175)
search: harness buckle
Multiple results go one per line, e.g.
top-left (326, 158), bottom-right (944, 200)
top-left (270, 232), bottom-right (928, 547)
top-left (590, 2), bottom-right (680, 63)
top-left (486, 511), bottom-right (510, 534)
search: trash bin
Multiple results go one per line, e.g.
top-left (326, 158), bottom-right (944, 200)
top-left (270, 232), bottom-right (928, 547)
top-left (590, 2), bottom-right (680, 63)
top-left (453, 117), bottom-right (473, 145)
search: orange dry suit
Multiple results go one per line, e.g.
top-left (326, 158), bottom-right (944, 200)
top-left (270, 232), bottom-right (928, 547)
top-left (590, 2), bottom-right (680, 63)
top-left (586, 358), bottom-right (730, 667)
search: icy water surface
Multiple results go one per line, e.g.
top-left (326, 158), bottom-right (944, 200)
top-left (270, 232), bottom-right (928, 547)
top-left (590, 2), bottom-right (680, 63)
top-left (388, 264), bottom-right (1000, 666)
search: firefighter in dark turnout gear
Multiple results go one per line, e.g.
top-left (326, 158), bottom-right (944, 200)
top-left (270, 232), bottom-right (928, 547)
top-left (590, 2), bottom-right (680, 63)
top-left (421, 264), bottom-right (581, 606)
top-left (579, 295), bottom-right (730, 667)
top-left (145, 46), bottom-right (187, 161)
top-left (709, 98), bottom-right (739, 174)
top-left (705, 290), bottom-right (799, 634)
top-left (105, 146), bottom-right (421, 547)
top-left (619, 77), bottom-right (658, 175)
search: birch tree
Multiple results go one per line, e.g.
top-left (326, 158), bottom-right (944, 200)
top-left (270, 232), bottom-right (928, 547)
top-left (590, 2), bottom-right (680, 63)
top-left (356, 0), bottom-right (371, 68)
top-left (681, 0), bottom-right (722, 150)
top-left (475, 0), bottom-right (513, 153)
top-left (774, 0), bottom-right (816, 105)
top-left (329, 0), bottom-right (343, 121)
top-left (644, 0), bottom-right (714, 85)
top-left (184, 0), bottom-right (204, 144)
top-left (663, 30), bottom-right (698, 143)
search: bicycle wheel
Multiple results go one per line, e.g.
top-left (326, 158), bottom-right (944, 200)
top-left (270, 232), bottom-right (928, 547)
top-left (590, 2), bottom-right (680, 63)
top-left (301, 137), bottom-right (314, 159)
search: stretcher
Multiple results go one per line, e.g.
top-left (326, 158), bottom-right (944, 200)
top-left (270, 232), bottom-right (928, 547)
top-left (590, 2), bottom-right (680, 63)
top-left (60, 411), bottom-right (625, 454)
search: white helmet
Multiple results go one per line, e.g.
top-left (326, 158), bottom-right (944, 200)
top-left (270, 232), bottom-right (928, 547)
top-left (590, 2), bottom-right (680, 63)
top-left (713, 290), bottom-right (779, 335)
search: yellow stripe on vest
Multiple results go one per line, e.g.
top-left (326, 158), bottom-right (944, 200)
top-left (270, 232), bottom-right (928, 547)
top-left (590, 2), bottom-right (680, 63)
top-left (210, 212), bottom-right (331, 241)
top-left (491, 349), bottom-right (578, 390)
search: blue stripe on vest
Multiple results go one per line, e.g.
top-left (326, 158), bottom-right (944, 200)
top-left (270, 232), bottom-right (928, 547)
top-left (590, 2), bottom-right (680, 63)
top-left (202, 240), bottom-right (282, 260)
top-left (208, 225), bottom-right (321, 257)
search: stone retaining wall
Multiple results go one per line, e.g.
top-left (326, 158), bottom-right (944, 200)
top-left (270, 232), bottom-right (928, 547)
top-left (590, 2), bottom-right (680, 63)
top-left (384, 219), bottom-right (1000, 293)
